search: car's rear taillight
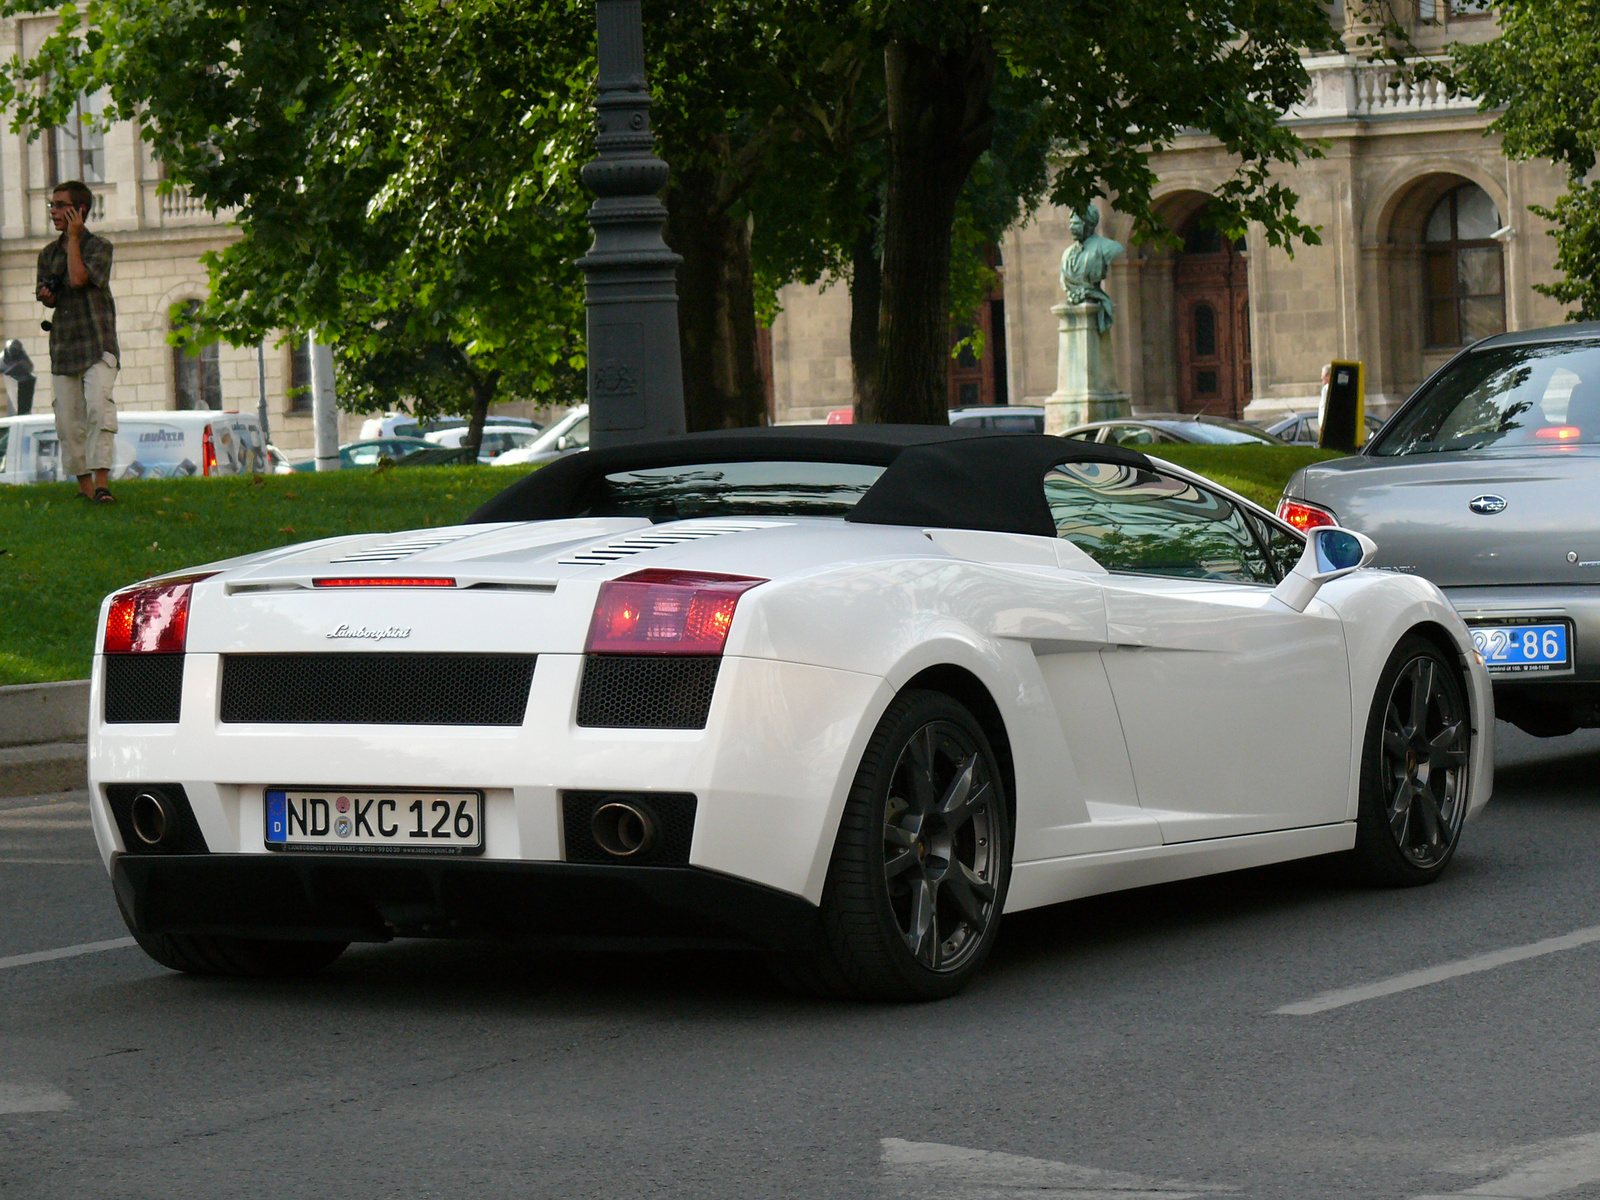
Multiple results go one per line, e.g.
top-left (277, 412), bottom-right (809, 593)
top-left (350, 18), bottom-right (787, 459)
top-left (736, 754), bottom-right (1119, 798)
top-left (585, 569), bottom-right (766, 655)
top-left (1277, 498), bottom-right (1338, 532)
top-left (202, 425), bottom-right (217, 476)
top-left (1536, 425), bottom-right (1582, 440)
top-left (103, 575), bottom-right (215, 654)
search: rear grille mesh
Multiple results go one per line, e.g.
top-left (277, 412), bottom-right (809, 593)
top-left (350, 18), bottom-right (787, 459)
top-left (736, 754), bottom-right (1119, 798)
top-left (221, 653), bottom-right (535, 725)
top-left (104, 654), bottom-right (184, 724)
top-left (576, 655), bottom-right (720, 729)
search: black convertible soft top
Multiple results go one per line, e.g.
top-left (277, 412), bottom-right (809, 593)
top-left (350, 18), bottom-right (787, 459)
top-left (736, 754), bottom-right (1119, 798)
top-left (467, 425), bottom-right (1153, 539)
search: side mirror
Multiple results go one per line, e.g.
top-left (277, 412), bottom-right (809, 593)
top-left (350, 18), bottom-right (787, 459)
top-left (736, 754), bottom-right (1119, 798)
top-left (1271, 526), bottom-right (1377, 613)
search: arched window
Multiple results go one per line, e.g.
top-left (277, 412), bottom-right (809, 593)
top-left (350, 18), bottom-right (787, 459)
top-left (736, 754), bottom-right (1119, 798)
top-left (1424, 184), bottom-right (1505, 347)
top-left (172, 300), bottom-right (222, 410)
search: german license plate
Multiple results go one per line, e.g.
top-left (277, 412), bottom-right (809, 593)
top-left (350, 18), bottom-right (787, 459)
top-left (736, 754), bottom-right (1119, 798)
top-left (265, 789), bottom-right (483, 854)
top-left (1468, 618), bottom-right (1573, 674)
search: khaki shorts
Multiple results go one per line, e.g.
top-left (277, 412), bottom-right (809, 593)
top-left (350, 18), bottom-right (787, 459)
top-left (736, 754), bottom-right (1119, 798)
top-left (52, 352), bottom-right (119, 478)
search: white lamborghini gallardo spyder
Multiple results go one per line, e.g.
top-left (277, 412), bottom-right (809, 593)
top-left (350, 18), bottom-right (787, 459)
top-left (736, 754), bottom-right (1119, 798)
top-left (89, 426), bottom-right (1493, 999)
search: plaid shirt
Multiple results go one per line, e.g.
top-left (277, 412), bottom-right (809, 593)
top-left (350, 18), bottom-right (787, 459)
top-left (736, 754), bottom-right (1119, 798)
top-left (38, 230), bottom-right (119, 376)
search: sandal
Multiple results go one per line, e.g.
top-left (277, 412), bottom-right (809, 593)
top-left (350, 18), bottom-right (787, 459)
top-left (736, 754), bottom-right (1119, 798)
top-left (91, 488), bottom-right (116, 504)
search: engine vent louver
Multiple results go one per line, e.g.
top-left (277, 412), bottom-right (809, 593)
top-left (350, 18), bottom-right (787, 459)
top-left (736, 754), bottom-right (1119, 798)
top-left (558, 522), bottom-right (781, 566)
top-left (328, 530), bottom-right (476, 565)
top-left (221, 653), bottom-right (535, 725)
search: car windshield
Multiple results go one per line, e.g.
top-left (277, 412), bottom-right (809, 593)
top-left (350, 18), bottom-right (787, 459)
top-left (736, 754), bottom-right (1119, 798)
top-left (1154, 421), bottom-right (1277, 445)
top-left (1371, 340), bottom-right (1600, 456)
top-left (575, 461), bottom-right (887, 521)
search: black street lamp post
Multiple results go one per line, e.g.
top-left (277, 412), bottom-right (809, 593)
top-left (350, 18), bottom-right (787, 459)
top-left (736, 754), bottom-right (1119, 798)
top-left (578, 0), bottom-right (685, 448)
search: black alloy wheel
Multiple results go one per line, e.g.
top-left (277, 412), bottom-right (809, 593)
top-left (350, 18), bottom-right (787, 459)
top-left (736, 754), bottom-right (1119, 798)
top-left (1352, 635), bottom-right (1472, 884)
top-left (772, 689), bottom-right (1011, 1000)
top-left (880, 719), bottom-right (1002, 974)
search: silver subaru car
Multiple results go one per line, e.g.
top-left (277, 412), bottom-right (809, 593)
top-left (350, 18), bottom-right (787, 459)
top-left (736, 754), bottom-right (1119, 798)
top-left (1280, 323), bottom-right (1600, 737)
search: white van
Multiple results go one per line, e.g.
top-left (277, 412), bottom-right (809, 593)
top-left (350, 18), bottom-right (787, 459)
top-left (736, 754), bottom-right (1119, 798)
top-left (0, 410), bottom-right (267, 485)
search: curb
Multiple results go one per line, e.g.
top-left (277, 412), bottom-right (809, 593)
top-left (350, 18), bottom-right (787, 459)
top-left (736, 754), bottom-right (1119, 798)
top-left (0, 742), bottom-right (87, 796)
top-left (0, 679), bottom-right (89, 797)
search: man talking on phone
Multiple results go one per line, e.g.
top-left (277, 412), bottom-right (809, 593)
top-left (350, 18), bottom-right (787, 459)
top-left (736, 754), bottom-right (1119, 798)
top-left (37, 180), bottom-right (120, 502)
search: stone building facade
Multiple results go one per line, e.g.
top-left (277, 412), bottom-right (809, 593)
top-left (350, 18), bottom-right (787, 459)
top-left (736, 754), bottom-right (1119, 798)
top-left (768, 4), bottom-right (1573, 425)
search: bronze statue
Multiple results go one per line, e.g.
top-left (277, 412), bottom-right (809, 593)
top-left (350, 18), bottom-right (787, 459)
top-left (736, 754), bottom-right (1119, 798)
top-left (1059, 205), bottom-right (1124, 335)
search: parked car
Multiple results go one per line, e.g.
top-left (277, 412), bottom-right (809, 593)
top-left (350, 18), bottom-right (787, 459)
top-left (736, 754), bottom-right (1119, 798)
top-left (0, 410), bottom-right (266, 485)
top-left (1065, 414), bottom-right (1288, 447)
top-left (948, 405), bottom-right (1046, 433)
top-left (289, 436), bottom-right (436, 471)
top-left (358, 414), bottom-right (424, 440)
top-left (493, 405), bottom-right (589, 467)
top-left (1279, 322), bottom-right (1600, 737)
top-left (419, 416), bottom-right (540, 434)
top-left (424, 424), bottom-right (543, 462)
top-left (89, 426), bottom-right (1489, 997)
top-left (1264, 410), bottom-right (1388, 446)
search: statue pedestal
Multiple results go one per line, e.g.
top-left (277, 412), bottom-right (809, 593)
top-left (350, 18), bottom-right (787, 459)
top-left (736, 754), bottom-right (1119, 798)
top-left (1045, 301), bottom-right (1131, 434)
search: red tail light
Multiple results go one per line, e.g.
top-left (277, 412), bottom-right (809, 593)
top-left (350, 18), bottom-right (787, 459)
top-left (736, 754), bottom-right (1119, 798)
top-left (586, 569), bottom-right (766, 655)
top-left (103, 574), bottom-right (215, 654)
top-left (1536, 425), bottom-right (1581, 440)
top-left (313, 577), bottom-right (456, 588)
top-left (202, 425), bottom-right (217, 476)
top-left (1277, 498), bottom-right (1338, 532)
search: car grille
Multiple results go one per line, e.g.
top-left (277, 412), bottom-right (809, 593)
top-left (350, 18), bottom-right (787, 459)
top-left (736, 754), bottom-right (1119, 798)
top-left (575, 656), bottom-right (720, 729)
top-left (220, 653), bottom-right (536, 725)
top-left (104, 654), bottom-right (185, 724)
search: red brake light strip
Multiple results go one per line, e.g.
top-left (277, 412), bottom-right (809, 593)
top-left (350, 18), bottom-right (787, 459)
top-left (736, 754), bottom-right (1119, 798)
top-left (312, 578), bottom-right (457, 588)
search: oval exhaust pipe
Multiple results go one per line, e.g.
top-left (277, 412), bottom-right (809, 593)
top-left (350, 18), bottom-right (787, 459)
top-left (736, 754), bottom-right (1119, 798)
top-left (129, 791), bottom-right (170, 847)
top-left (591, 801), bottom-right (657, 859)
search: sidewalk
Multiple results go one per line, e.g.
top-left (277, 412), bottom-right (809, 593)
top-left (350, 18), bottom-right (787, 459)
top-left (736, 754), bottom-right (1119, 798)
top-left (0, 680), bottom-right (88, 797)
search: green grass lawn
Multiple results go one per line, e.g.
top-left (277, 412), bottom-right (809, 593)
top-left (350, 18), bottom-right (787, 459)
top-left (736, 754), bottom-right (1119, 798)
top-left (0, 466), bottom-right (520, 687)
top-left (1149, 443), bottom-right (1343, 510)
top-left (0, 443), bottom-right (1343, 687)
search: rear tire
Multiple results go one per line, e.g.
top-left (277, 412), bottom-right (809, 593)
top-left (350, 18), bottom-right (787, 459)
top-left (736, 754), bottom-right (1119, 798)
top-left (772, 689), bottom-right (1012, 1001)
top-left (1349, 635), bottom-right (1472, 886)
top-left (133, 931), bottom-right (347, 978)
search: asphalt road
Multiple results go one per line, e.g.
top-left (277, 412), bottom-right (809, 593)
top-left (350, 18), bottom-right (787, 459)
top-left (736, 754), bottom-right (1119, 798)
top-left (4, 724), bottom-right (1600, 1200)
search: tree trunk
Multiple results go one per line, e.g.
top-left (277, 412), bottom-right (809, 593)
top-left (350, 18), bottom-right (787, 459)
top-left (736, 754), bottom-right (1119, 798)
top-left (864, 35), bottom-right (996, 425)
top-left (462, 365), bottom-right (499, 459)
top-left (666, 161), bottom-right (767, 432)
top-left (850, 199), bottom-right (881, 414)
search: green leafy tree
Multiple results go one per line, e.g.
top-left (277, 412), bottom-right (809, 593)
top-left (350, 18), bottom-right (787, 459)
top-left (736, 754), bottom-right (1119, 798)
top-left (858, 0), bottom-right (1345, 424)
top-left (4, 0), bottom-right (593, 452)
top-left (1453, 0), bottom-right (1600, 318)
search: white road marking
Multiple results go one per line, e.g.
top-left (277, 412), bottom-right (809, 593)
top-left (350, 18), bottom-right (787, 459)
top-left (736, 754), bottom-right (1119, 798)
top-left (880, 1139), bottom-right (1236, 1198)
top-left (0, 937), bottom-right (136, 971)
top-left (1412, 1131), bottom-right (1600, 1198)
top-left (1276, 924), bottom-right (1600, 1015)
top-left (0, 1080), bottom-right (72, 1114)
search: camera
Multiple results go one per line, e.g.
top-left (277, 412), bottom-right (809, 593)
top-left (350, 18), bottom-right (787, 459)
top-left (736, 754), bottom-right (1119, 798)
top-left (38, 271), bottom-right (64, 331)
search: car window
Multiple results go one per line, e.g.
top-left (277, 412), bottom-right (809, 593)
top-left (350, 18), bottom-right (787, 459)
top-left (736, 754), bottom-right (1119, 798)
top-left (1243, 510), bottom-right (1305, 581)
top-left (347, 444), bottom-right (383, 466)
top-left (576, 460), bottom-right (887, 521)
top-left (1043, 461), bottom-right (1275, 584)
top-left (559, 416), bottom-right (590, 451)
top-left (1371, 340), bottom-right (1600, 455)
top-left (0, 425), bottom-right (8, 472)
top-left (1180, 421), bottom-right (1277, 445)
top-left (1105, 424), bottom-right (1158, 447)
top-left (392, 422), bottom-right (421, 439)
